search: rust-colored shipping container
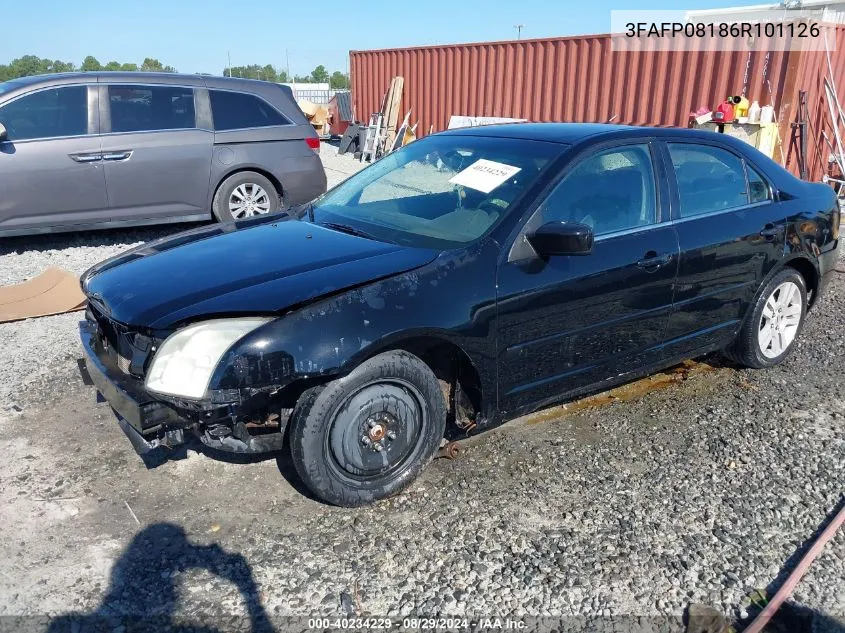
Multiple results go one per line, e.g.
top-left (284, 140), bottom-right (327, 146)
top-left (350, 28), bottom-right (845, 181)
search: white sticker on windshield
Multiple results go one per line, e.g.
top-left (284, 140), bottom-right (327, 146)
top-left (448, 159), bottom-right (522, 194)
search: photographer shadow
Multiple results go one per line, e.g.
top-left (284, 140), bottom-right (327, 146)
top-left (46, 522), bottom-right (276, 633)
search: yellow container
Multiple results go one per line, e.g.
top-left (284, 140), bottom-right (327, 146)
top-left (734, 96), bottom-right (750, 117)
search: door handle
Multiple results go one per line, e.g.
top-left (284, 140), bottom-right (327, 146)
top-left (101, 151), bottom-right (132, 161)
top-left (636, 251), bottom-right (673, 271)
top-left (69, 153), bottom-right (102, 163)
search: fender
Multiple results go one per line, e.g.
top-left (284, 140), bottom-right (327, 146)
top-left (209, 241), bottom-right (501, 414)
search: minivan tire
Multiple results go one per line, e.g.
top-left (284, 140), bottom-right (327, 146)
top-left (724, 268), bottom-right (807, 369)
top-left (212, 171), bottom-right (282, 222)
top-left (289, 350), bottom-right (447, 507)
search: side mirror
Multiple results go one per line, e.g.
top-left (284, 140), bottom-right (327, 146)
top-left (0, 123), bottom-right (7, 142)
top-left (526, 221), bottom-right (594, 257)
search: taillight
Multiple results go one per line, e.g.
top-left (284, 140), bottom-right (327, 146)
top-left (305, 137), bottom-right (320, 153)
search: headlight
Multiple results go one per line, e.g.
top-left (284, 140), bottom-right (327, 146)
top-left (145, 317), bottom-right (271, 399)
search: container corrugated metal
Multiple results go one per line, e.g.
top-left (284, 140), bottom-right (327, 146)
top-left (351, 29), bottom-right (845, 180)
top-left (351, 35), bottom-right (792, 134)
top-left (782, 25), bottom-right (845, 181)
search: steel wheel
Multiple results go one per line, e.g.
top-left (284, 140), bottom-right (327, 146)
top-left (758, 280), bottom-right (802, 359)
top-left (228, 183), bottom-right (272, 219)
top-left (325, 379), bottom-right (426, 482)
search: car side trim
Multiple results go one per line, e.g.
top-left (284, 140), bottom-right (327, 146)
top-left (504, 363), bottom-right (598, 396)
top-left (647, 319), bottom-right (741, 352)
top-left (663, 200), bottom-right (773, 226)
top-left (0, 213), bottom-right (209, 238)
top-left (505, 301), bottom-right (669, 353)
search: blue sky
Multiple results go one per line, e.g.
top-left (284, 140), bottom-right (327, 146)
top-left (2, 0), bottom-right (744, 76)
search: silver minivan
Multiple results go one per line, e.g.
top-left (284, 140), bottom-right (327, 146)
top-left (0, 72), bottom-right (327, 236)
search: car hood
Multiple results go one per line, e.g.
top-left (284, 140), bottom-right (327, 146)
top-left (82, 217), bottom-right (438, 329)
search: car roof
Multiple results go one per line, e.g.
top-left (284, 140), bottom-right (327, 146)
top-left (0, 71), bottom-right (273, 89)
top-left (439, 122), bottom-right (632, 143)
top-left (438, 122), bottom-right (799, 188)
top-left (438, 122), bottom-right (757, 148)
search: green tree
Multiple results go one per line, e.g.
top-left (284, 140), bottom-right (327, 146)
top-left (0, 55), bottom-right (176, 81)
top-left (80, 56), bottom-right (101, 72)
top-left (329, 70), bottom-right (348, 89)
top-left (0, 55), bottom-right (77, 81)
top-left (223, 64), bottom-right (284, 82)
top-left (140, 57), bottom-right (175, 72)
top-left (262, 64), bottom-right (277, 82)
top-left (310, 64), bottom-right (329, 83)
top-left (51, 59), bottom-right (75, 73)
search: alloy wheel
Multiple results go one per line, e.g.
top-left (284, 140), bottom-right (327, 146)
top-left (758, 280), bottom-right (802, 359)
top-left (228, 183), bottom-right (272, 218)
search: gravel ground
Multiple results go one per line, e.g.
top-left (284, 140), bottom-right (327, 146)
top-left (0, 145), bottom-right (842, 630)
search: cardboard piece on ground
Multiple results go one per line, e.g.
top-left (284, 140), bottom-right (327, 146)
top-left (0, 267), bottom-right (86, 323)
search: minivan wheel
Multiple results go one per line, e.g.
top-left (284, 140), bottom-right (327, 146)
top-left (212, 171), bottom-right (282, 222)
top-left (289, 351), bottom-right (447, 507)
top-left (724, 268), bottom-right (807, 369)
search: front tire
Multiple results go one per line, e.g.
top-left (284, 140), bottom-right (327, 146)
top-left (725, 268), bottom-right (807, 368)
top-left (289, 351), bottom-right (447, 507)
top-left (212, 171), bottom-right (281, 222)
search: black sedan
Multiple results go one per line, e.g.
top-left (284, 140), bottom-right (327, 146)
top-left (79, 123), bottom-right (841, 506)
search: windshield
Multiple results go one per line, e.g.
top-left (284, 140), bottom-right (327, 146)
top-left (312, 134), bottom-right (564, 249)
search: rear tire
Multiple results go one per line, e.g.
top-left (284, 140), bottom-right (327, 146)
top-left (212, 171), bottom-right (281, 222)
top-left (289, 351), bottom-right (447, 507)
top-left (724, 268), bottom-right (807, 369)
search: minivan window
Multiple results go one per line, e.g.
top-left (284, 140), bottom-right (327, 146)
top-left (668, 144), bottom-right (749, 217)
top-left (0, 86), bottom-right (87, 141)
top-left (108, 85), bottom-right (196, 133)
top-left (210, 90), bottom-right (290, 130)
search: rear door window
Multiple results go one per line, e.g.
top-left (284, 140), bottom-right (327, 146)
top-left (108, 85), bottom-right (196, 133)
top-left (209, 90), bottom-right (290, 130)
top-left (0, 85), bottom-right (87, 141)
top-left (668, 144), bottom-right (750, 217)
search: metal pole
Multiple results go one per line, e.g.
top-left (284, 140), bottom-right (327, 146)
top-left (227, 51), bottom-right (231, 78)
top-left (799, 90), bottom-right (808, 180)
top-left (514, 24), bottom-right (525, 40)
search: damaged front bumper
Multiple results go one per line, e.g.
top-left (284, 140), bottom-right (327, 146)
top-left (79, 320), bottom-right (287, 458)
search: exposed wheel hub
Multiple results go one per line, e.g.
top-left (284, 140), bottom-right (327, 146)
top-left (327, 381), bottom-right (424, 479)
top-left (361, 412), bottom-right (398, 453)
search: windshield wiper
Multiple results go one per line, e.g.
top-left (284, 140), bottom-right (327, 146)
top-left (321, 221), bottom-right (377, 240)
